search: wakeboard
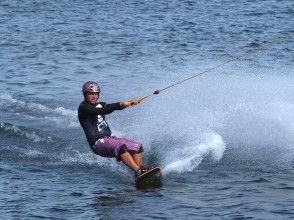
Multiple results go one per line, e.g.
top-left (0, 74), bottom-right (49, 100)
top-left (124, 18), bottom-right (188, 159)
top-left (135, 167), bottom-right (162, 189)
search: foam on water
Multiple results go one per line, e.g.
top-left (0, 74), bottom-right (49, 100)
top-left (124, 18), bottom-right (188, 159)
top-left (0, 94), bottom-right (79, 128)
top-left (0, 122), bottom-right (53, 143)
top-left (162, 132), bottom-right (225, 174)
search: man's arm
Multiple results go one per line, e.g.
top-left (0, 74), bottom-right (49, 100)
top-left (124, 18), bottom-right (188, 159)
top-left (80, 98), bottom-right (141, 116)
top-left (80, 102), bottom-right (123, 116)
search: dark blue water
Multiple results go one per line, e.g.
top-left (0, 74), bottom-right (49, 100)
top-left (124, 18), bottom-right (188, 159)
top-left (1, 0), bottom-right (293, 219)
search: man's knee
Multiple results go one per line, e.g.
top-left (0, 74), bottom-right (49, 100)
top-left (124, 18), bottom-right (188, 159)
top-left (119, 144), bottom-right (128, 155)
top-left (119, 144), bottom-right (143, 156)
top-left (138, 145), bottom-right (143, 153)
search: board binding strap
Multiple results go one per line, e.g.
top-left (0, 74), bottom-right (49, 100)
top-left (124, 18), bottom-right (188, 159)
top-left (135, 167), bottom-right (162, 189)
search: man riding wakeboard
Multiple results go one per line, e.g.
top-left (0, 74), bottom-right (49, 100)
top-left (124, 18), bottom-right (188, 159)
top-left (78, 81), bottom-right (150, 179)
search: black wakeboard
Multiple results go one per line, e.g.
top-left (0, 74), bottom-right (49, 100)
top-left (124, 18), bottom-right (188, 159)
top-left (135, 167), bottom-right (162, 189)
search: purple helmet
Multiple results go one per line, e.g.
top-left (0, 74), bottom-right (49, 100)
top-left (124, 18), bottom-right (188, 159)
top-left (82, 81), bottom-right (100, 94)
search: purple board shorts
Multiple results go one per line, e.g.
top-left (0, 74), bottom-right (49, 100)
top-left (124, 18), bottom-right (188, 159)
top-left (92, 136), bottom-right (143, 161)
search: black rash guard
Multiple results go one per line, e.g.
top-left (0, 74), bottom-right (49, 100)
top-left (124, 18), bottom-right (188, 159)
top-left (78, 100), bottom-right (125, 146)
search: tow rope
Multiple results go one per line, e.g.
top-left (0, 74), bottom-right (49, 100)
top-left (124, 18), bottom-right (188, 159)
top-left (139, 32), bottom-right (293, 102)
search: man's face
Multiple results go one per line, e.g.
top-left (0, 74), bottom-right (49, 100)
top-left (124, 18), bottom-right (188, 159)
top-left (86, 92), bottom-right (99, 104)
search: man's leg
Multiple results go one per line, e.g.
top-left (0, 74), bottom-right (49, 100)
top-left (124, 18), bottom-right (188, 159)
top-left (133, 153), bottom-right (143, 167)
top-left (120, 152), bottom-right (140, 172)
top-left (94, 136), bottom-right (145, 173)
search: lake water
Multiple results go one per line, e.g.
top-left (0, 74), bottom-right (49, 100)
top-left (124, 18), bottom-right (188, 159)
top-left (0, 0), bottom-right (293, 219)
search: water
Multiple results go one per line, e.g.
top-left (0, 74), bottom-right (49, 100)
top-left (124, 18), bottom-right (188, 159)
top-left (1, 0), bottom-right (293, 219)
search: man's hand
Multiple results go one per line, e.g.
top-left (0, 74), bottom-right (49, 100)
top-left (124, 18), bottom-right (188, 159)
top-left (120, 98), bottom-right (142, 108)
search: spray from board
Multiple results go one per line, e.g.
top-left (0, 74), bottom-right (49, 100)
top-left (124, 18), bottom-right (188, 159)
top-left (127, 63), bottom-right (293, 174)
top-left (124, 33), bottom-right (294, 174)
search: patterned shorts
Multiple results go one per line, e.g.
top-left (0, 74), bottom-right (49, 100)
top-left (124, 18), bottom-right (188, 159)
top-left (92, 136), bottom-right (143, 161)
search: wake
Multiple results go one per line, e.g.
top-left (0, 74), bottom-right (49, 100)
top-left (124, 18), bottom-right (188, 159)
top-left (162, 133), bottom-right (225, 174)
